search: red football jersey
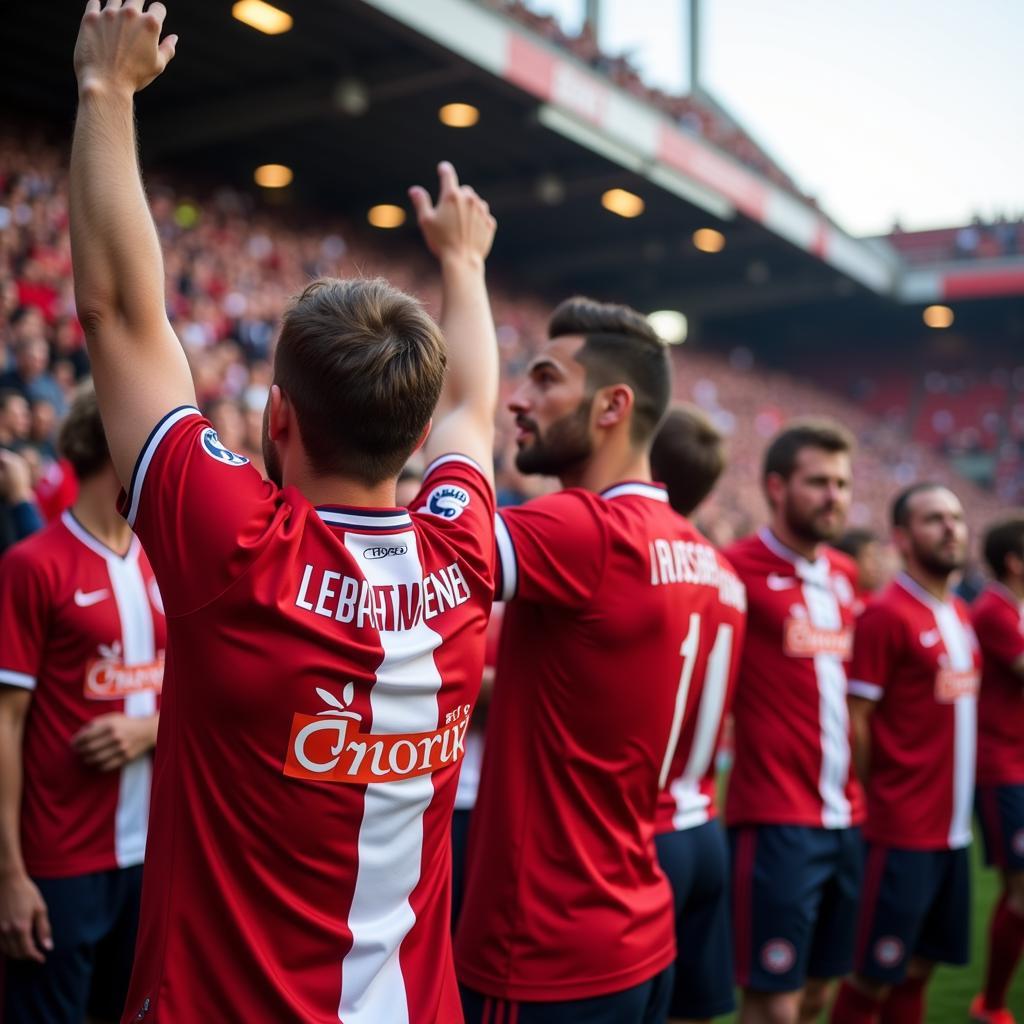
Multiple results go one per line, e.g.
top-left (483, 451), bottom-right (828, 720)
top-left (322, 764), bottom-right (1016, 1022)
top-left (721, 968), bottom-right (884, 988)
top-left (0, 511), bottom-right (164, 877)
top-left (117, 408), bottom-right (494, 1024)
top-left (848, 573), bottom-right (980, 850)
top-left (725, 529), bottom-right (863, 830)
top-left (972, 584), bottom-right (1024, 786)
top-left (455, 482), bottom-right (746, 1001)
top-left (655, 539), bottom-right (746, 834)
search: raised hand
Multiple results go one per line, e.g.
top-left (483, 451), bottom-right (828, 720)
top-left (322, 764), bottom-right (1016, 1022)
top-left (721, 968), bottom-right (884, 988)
top-left (409, 162), bottom-right (497, 267)
top-left (74, 0), bottom-right (177, 97)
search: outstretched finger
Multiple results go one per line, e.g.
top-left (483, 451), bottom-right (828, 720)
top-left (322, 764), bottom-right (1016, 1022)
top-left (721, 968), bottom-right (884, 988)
top-left (103, 0), bottom-right (124, 12)
top-left (407, 186), bottom-right (433, 220)
top-left (437, 161), bottom-right (459, 199)
top-left (147, 1), bottom-right (167, 25)
top-left (158, 33), bottom-right (178, 64)
top-left (84, 0), bottom-right (101, 14)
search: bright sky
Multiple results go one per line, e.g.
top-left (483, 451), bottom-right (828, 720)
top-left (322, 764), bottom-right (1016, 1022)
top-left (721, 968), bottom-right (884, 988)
top-left (526, 0), bottom-right (1024, 236)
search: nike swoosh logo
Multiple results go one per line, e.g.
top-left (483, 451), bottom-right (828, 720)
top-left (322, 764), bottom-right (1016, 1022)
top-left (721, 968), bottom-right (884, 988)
top-left (767, 573), bottom-right (799, 591)
top-left (74, 588), bottom-right (110, 608)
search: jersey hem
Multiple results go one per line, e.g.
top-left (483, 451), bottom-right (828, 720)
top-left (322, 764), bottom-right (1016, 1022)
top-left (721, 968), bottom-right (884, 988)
top-left (976, 773), bottom-right (1024, 788)
top-left (725, 811), bottom-right (865, 830)
top-left (456, 943), bottom-right (675, 1001)
top-left (862, 830), bottom-right (972, 851)
top-left (26, 852), bottom-right (139, 878)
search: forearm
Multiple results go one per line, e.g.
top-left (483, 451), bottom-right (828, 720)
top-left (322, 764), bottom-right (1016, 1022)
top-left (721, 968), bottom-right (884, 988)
top-left (849, 705), bottom-right (872, 788)
top-left (437, 254), bottom-right (498, 423)
top-left (0, 719), bottom-right (27, 878)
top-left (70, 83), bottom-right (166, 332)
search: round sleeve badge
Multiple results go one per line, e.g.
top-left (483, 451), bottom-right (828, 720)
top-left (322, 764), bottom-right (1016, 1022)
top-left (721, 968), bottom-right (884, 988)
top-left (423, 483), bottom-right (470, 520)
top-left (199, 427), bottom-right (250, 467)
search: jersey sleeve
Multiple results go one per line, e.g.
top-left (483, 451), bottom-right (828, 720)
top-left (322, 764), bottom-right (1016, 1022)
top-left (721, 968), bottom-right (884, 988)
top-left (974, 600), bottom-right (1024, 669)
top-left (117, 406), bottom-right (280, 617)
top-left (410, 454), bottom-right (496, 586)
top-left (0, 544), bottom-right (51, 691)
top-left (848, 602), bottom-right (903, 702)
top-left (493, 490), bottom-right (607, 606)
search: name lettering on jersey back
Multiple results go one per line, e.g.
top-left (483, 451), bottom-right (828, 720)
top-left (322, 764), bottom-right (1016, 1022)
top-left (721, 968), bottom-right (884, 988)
top-left (284, 689), bottom-right (472, 784)
top-left (294, 561), bottom-right (471, 630)
top-left (648, 538), bottom-right (746, 611)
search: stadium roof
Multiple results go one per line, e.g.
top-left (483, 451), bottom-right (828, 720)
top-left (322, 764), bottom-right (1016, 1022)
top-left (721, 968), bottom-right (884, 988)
top-left (5, 0), bottom-right (1024, 335)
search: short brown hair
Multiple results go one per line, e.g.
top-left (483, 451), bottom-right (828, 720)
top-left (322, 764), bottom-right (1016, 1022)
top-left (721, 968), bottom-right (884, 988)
top-left (274, 277), bottom-right (446, 484)
top-left (650, 404), bottom-right (725, 516)
top-left (763, 418), bottom-right (854, 483)
top-left (549, 296), bottom-right (671, 445)
top-left (983, 515), bottom-right (1024, 580)
top-left (58, 379), bottom-right (110, 480)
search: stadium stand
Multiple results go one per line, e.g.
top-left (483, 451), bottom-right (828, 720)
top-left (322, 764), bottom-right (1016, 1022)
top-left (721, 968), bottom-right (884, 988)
top-left (0, 133), bottom-right (1008, 545)
top-left (887, 218), bottom-right (1024, 264)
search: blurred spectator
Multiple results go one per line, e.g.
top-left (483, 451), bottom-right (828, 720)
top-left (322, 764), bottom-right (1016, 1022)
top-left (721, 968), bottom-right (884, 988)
top-left (0, 338), bottom-right (67, 415)
top-left (0, 449), bottom-right (43, 555)
top-left (834, 528), bottom-right (895, 601)
top-left (0, 390), bottom-right (31, 449)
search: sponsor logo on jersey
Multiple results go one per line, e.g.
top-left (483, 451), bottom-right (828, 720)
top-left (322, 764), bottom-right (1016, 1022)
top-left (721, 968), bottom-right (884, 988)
top-left (284, 685), bottom-right (472, 784)
top-left (199, 427), bottom-right (250, 466)
top-left (424, 484), bottom-right (470, 520)
top-left (766, 573), bottom-right (799, 591)
top-left (84, 644), bottom-right (165, 700)
top-left (933, 667), bottom-right (980, 703)
top-left (873, 936), bottom-right (905, 968)
top-left (74, 588), bottom-right (110, 608)
top-left (362, 544), bottom-right (408, 560)
top-left (783, 619), bottom-right (854, 660)
top-left (919, 629), bottom-right (941, 648)
top-left (760, 939), bottom-right (796, 974)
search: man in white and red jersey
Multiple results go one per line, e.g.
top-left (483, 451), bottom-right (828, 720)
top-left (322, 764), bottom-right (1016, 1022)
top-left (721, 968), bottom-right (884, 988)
top-left (69, 5), bottom-right (499, 1021)
top-left (456, 297), bottom-right (711, 1024)
top-left (725, 420), bottom-right (864, 1024)
top-left (970, 517), bottom-right (1024, 1024)
top-left (832, 484), bottom-right (979, 1024)
top-left (649, 405), bottom-right (747, 1024)
top-left (0, 384), bottom-right (164, 1024)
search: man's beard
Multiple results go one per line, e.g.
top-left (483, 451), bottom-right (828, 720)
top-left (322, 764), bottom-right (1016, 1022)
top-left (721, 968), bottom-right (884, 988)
top-left (514, 399), bottom-right (593, 477)
top-left (262, 402), bottom-right (283, 487)
top-left (783, 494), bottom-right (845, 545)
top-left (912, 537), bottom-right (966, 578)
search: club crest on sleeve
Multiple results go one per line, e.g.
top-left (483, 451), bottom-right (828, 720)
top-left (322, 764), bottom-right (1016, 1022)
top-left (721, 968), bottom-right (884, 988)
top-left (423, 483), bottom-right (470, 521)
top-left (199, 427), bottom-right (250, 467)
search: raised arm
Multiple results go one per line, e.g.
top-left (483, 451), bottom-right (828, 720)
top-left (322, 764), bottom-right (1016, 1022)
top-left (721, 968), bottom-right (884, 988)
top-left (409, 163), bottom-right (498, 483)
top-left (70, 0), bottom-right (195, 488)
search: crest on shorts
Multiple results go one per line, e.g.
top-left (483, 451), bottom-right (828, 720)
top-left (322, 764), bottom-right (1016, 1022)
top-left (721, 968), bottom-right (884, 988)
top-left (874, 936), bottom-right (905, 968)
top-left (760, 939), bottom-right (796, 974)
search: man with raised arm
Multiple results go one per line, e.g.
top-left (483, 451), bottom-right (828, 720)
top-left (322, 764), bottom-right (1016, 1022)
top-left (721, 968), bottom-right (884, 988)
top-left (70, 3), bottom-right (499, 1021)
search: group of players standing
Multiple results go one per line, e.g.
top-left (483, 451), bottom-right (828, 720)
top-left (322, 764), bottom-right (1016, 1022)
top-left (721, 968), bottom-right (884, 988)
top-left (0, 4), bottom-right (1023, 1024)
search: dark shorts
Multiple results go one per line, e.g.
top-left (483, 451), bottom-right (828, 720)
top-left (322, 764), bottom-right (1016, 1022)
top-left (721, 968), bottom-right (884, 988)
top-left (655, 820), bottom-right (735, 1019)
top-left (729, 824), bottom-right (863, 993)
top-left (976, 784), bottom-right (1024, 872)
top-left (854, 844), bottom-right (970, 984)
top-left (2, 865), bottom-right (143, 1024)
top-left (451, 807), bottom-right (473, 930)
top-left (461, 968), bottom-right (674, 1024)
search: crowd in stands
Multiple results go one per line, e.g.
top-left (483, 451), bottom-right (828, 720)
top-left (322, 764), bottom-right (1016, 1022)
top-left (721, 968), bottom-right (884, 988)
top-left (887, 216), bottom-right (1024, 263)
top-left (479, 0), bottom-right (811, 204)
top-left (0, 132), bottom-right (1009, 561)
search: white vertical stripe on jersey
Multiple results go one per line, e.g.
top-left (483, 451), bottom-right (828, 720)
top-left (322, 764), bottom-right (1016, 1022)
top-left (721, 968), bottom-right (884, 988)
top-left (669, 622), bottom-right (734, 832)
top-left (933, 603), bottom-right (976, 849)
top-left (106, 549), bottom-right (157, 869)
top-left (338, 530), bottom-right (443, 1024)
top-left (801, 569), bottom-right (853, 830)
top-left (495, 514), bottom-right (517, 602)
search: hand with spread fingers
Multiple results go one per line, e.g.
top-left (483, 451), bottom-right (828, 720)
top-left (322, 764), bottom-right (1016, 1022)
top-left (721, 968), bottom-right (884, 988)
top-left (74, 0), bottom-right (178, 97)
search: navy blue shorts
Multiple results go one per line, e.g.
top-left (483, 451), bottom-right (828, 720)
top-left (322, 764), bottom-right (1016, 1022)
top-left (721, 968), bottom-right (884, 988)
top-left (729, 824), bottom-right (862, 993)
top-left (976, 784), bottom-right (1024, 872)
top-left (2, 865), bottom-right (142, 1024)
top-left (461, 968), bottom-right (673, 1024)
top-left (655, 820), bottom-right (735, 1019)
top-left (451, 807), bottom-right (473, 930)
top-left (854, 844), bottom-right (970, 984)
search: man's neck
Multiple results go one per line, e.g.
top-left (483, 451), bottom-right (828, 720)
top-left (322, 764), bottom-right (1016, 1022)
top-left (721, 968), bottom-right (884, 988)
top-left (73, 471), bottom-right (133, 556)
top-left (557, 441), bottom-right (651, 495)
top-left (904, 564), bottom-right (954, 603)
top-left (289, 471), bottom-right (399, 510)
top-left (767, 518), bottom-right (821, 563)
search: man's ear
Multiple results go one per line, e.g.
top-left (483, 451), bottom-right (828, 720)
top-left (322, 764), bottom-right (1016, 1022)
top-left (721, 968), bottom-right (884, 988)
top-left (268, 384), bottom-right (288, 441)
top-left (593, 384), bottom-right (634, 429)
top-left (763, 471), bottom-right (785, 512)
